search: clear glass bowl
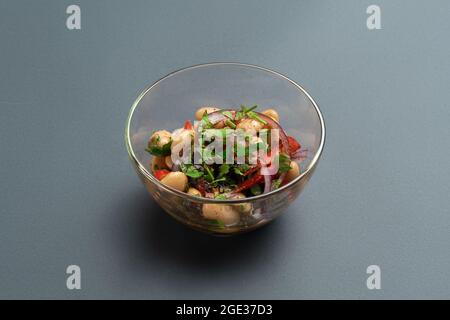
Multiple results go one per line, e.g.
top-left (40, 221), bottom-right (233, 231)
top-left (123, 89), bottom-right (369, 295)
top-left (125, 63), bottom-right (325, 235)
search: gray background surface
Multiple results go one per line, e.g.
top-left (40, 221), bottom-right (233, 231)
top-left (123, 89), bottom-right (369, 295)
top-left (1, 0), bottom-right (449, 299)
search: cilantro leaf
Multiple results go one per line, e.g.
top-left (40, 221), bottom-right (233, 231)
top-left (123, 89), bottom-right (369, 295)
top-left (203, 165), bottom-right (215, 183)
top-left (225, 119), bottom-right (236, 129)
top-left (247, 111), bottom-right (267, 125)
top-left (145, 139), bottom-right (172, 156)
top-left (205, 219), bottom-right (225, 228)
top-left (245, 105), bottom-right (258, 112)
top-left (215, 194), bottom-right (228, 200)
top-left (277, 153), bottom-right (292, 173)
top-left (235, 105), bottom-right (259, 121)
top-left (221, 110), bottom-right (233, 119)
top-left (250, 184), bottom-right (262, 196)
top-left (233, 164), bottom-right (250, 176)
top-left (217, 164), bottom-right (230, 178)
top-left (201, 111), bottom-right (213, 129)
top-left (211, 177), bottom-right (226, 186)
top-left (271, 178), bottom-right (283, 190)
top-left (181, 164), bottom-right (203, 179)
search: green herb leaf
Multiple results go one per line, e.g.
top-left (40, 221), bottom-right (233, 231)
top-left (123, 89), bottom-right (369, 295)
top-left (221, 110), bottom-right (234, 119)
top-left (271, 178), bottom-right (282, 190)
top-left (204, 165), bottom-right (215, 183)
top-left (245, 105), bottom-right (258, 112)
top-left (218, 164), bottom-right (230, 178)
top-left (145, 139), bottom-right (172, 157)
top-left (277, 153), bottom-right (292, 173)
top-left (201, 111), bottom-right (213, 129)
top-left (215, 194), bottom-right (228, 200)
top-left (224, 176), bottom-right (237, 187)
top-left (205, 219), bottom-right (225, 228)
top-left (224, 119), bottom-right (236, 129)
top-left (211, 177), bottom-right (226, 186)
top-left (181, 164), bottom-right (203, 179)
top-left (233, 164), bottom-right (250, 176)
top-left (247, 111), bottom-right (267, 125)
top-left (250, 184), bottom-right (262, 196)
top-left (235, 105), bottom-right (258, 120)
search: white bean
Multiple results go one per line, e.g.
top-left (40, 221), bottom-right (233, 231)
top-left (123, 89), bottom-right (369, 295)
top-left (195, 107), bottom-right (220, 120)
top-left (202, 204), bottom-right (240, 226)
top-left (231, 193), bottom-right (252, 214)
top-left (262, 109), bottom-right (279, 122)
top-left (285, 161), bottom-right (300, 183)
top-left (236, 118), bottom-right (264, 132)
top-left (149, 130), bottom-right (172, 148)
top-left (160, 172), bottom-right (188, 192)
top-left (187, 187), bottom-right (202, 197)
top-left (171, 129), bottom-right (193, 160)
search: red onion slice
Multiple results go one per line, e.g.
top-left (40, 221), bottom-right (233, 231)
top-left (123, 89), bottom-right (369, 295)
top-left (254, 112), bottom-right (289, 153)
top-left (291, 149), bottom-right (308, 161)
top-left (205, 110), bottom-right (229, 125)
top-left (263, 172), bottom-right (272, 194)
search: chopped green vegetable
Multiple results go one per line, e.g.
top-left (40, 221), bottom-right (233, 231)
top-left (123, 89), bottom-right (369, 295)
top-left (205, 219), bottom-right (225, 228)
top-left (181, 164), bottom-right (204, 179)
top-left (235, 105), bottom-right (258, 120)
top-left (250, 184), bottom-right (262, 196)
top-left (221, 110), bottom-right (234, 119)
top-left (247, 111), bottom-right (267, 125)
top-left (215, 194), bottom-right (228, 200)
top-left (202, 164), bottom-right (229, 186)
top-left (204, 165), bottom-right (215, 183)
top-left (271, 178), bottom-right (283, 190)
top-left (223, 175), bottom-right (237, 187)
top-left (201, 111), bottom-right (214, 129)
top-left (225, 119), bottom-right (236, 129)
top-left (217, 164), bottom-right (230, 178)
top-left (277, 153), bottom-right (292, 173)
top-left (233, 164), bottom-right (250, 176)
top-left (211, 177), bottom-right (226, 186)
top-left (145, 139), bottom-right (172, 157)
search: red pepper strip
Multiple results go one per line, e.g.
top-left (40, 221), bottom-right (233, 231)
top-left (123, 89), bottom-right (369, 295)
top-left (233, 174), bottom-right (264, 193)
top-left (184, 120), bottom-right (193, 130)
top-left (287, 136), bottom-right (301, 155)
top-left (243, 164), bottom-right (261, 176)
top-left (154, 169), bottom-right (170, 181)
top-left (196, 180), bottom-right (206, 196)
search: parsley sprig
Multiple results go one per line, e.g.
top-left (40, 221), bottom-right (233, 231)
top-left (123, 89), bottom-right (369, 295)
top-left (145, 136), bottom-right (172, 156)
top-left (181, 164), bottom-right (203, 179)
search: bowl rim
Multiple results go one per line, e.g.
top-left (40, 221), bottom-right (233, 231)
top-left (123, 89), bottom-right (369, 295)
top-left (125, 62), bottom-right (326, 204)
